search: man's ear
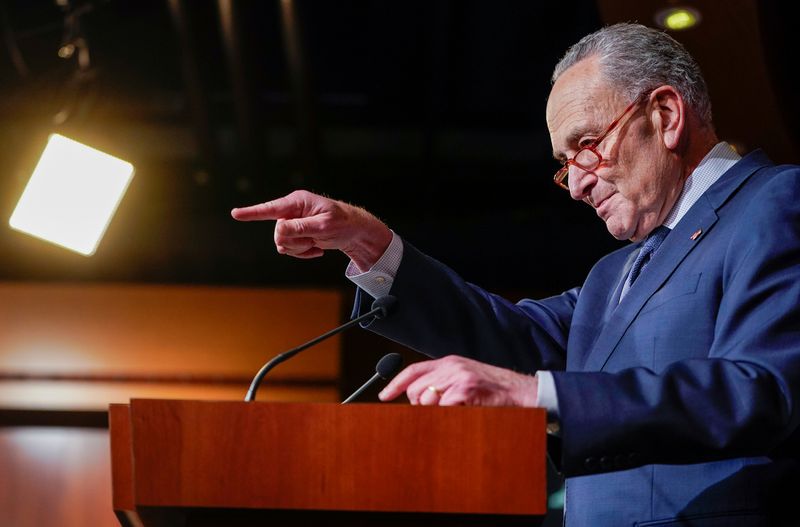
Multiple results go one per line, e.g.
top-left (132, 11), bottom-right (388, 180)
top-left (647, 86), bottom-right (685, 150)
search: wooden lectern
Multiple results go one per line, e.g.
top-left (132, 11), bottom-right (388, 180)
top-left (109, 399), bottom-right (547, 526)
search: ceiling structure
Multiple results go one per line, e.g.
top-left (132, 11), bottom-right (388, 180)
top-left (0, 0), bottom-right (796, 295)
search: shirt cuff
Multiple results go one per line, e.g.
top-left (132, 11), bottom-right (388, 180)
top-left (345, 231), bottom-right (404, 299)
top-left (536, 370), bottom-right (560, 420)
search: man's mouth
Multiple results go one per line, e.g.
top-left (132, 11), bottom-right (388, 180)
top-left (594, 193), bottom-right (615, 217)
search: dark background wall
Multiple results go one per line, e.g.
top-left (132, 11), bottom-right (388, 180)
top-left (2, 0), bottom-right (797, 291)
top-left (0, 1), bottom-right (618, 292)
top-left (0, 0), bottom-right (797, 294)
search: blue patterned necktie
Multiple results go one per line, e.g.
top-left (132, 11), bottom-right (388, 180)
top-left (626, 225), bottom-right (671, 288)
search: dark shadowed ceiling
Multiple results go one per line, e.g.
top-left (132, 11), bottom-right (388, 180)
top-left (0, 0), bottom-right (797, 295)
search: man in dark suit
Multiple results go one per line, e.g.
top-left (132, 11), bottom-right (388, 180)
top-left (232, 23), bottom-right (800, 526)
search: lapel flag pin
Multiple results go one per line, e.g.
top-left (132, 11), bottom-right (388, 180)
top-left (690, 229), bottom-right (702, 241)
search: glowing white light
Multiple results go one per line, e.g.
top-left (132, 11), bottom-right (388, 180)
top-left (9, 134), bottom-right (134, 256)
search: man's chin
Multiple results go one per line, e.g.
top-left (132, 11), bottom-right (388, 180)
top-left (604, 220), bottom-right (635, 241)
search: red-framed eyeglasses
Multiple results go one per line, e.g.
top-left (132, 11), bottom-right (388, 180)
top-left (553, 95), bottom-right (644, 191)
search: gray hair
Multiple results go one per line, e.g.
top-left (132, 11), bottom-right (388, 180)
top-left (552, 23), bottom-right (713, 126)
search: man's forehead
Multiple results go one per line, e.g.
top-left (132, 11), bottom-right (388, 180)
top-left (547, 92), bottom-right (609, 158)
top-left (546, 60), bottom-right (624, 154)
top-left (547, 69), bottom-right (614, 125)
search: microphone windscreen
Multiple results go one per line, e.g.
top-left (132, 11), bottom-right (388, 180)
top-left (375, 352), bottom-right (404, 379)
top-left (371, 295), bottom-right (398, 319)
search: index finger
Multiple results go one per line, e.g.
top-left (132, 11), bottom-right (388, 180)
top-left (379, 361), bottom-right (435, 401)
top-left (231, 195), bottom-right (305, 222)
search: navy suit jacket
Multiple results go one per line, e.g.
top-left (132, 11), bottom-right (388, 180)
top-left (356, 150), bottom-right (800, 526)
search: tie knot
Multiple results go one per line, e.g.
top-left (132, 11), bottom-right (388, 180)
top-left (626, 225), bottom-right (671, 288)
top-left (641, 225), bottom-right (671, 254)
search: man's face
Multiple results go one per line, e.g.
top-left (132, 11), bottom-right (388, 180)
top-left (546, 57), bottom-right (681, 242)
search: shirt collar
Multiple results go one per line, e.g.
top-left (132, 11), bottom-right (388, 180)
top-left (662, 141), bottom-right (741, 229)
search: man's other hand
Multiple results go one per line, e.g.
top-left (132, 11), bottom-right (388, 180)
top-left (379, 355), bottom-right (539, 407)
top-left (232, 190), bottom-right (392, 271)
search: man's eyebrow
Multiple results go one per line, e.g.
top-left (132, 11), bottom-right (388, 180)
top-left (552, 125), bottom-right (598, 162)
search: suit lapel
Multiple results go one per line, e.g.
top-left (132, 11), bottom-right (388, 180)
top-left (603, 250), bottom-right (637, 324)
top-left (582, 203), bottom-right (718, 371)
top-left (580, 150), bottom-right (772, 372)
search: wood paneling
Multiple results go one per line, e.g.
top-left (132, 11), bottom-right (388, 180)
top-left (0, 282), bottom-right (341, 378)
top-left (0, 381), bottom-right (337, 410)
top-left (0, 282), bottom-right (344, 527)
top-left (0, 283), bottom-right (343, 408)
top-left (0, 427), bottom-right (118, 527)
top-left (109, 405), bottom-right (134, 516)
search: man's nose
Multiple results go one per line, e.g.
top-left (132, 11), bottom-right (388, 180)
top-left (568, 163), bottom-right (597, 202)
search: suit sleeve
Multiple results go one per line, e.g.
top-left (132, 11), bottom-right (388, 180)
top-left (552, 170), bottom-right (800, 476)
top-left (355, 241), bottom-right (575, 373)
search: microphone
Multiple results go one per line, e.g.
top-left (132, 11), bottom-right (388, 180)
top-left (341, 353), bottom-right (404, 404)
top-left (371, 295), bottom-right (397, 320)
top-left (244, 295), bottom-right (398, 402)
